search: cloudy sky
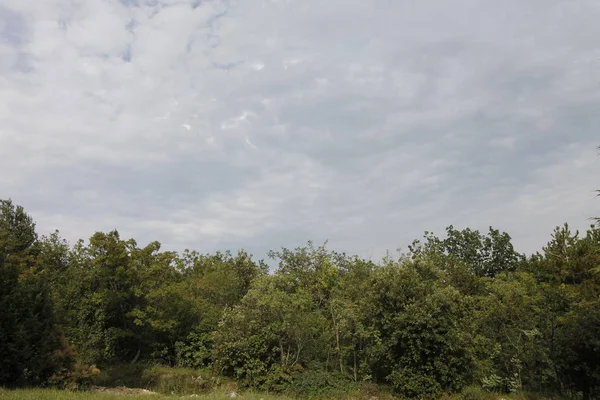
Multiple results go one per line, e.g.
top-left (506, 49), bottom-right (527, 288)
top-left (1, 0), bottom-right (599, 261)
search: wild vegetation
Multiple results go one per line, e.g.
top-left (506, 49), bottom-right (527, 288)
top-left (1, 158), bottom-right (599, 399)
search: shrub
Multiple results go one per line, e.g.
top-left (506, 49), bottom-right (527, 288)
top-left (287, 370), bottom-right (358, 399)
top-left (48, 360), bottom-right (101, 391)
top-left (388, 368), bottom-right (442, 399)
top-left (175, 331), bottom-right (213, 368)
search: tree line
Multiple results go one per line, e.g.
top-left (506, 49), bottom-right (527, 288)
top-left (0, 197), bottom-right (599, 399)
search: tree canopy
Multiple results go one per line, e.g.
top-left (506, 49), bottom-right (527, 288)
top-left (1, 192), bottom-right (600, 398)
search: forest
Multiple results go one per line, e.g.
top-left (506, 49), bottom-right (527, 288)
top-left (1, 191), bottom-right (599, 399)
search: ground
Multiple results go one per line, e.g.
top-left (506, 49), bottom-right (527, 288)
top-left (0, 388), bottom-right (289, 400)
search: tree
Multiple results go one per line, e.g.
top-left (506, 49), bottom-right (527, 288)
top-left (173, 249), bottom-right (267, 368)
top-left (368, 257), bottom-right (475, 397)
top-left (409, 225), bottom-right (524, 277)
top-left (4, 188), bottom-right (600, 399)
top-left (473, 272), bottom-right (546, 393)
top-left (212, 274), bottom-right (327, 389)
top-left (59, 231), bottom-right (147, 365)
top-left (0, 199), bottom-right (61, 386)
top-left (541, 226), bottom-right (600, 399)
top-left (329, 256), bottom-right (378, 382)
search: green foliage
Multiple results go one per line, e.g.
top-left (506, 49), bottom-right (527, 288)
top-left (387, 368), bottom-right (442, 399)
top-left (368, 259), bottom-right (475, 396)
top-left (212, 274), bottom-right (327, 386)
top-left (473, 272), bottom-right (547, 392)
top-left (557, 296), bottom-right (600, 399)
top-left (2, 193), bottom-right (600, 399)
top-left (0, 199), bottom-right (63, 386)
top-left (175, 330), bottom-right (213, 368)
top-left (410, 225), bottom-right (524, 277)
top-left (287, 370), bottom-right (358, 398)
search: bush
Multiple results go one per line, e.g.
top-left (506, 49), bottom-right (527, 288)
top-left (48, 363), bottom-right (100, 391)
top-left (287, 370), bottom-right (358, 399)
top-left (174, 331), bottom-right (213, 368)
top-left (388, 368), bottom-right (442, 399)
top-left (256, 364), bottom-right (293, 393)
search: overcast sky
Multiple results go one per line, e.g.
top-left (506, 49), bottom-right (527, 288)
top-left (1, 0), bottom-right (599, 261)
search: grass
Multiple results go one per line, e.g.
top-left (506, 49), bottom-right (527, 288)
top-left (91, 364), bottom-right (231, 395)
top-left (0, 366), bottom-right (574, 400)
top-left (0, 388), bottom-right (292, 400)
top-left (445, 386), bottom-right (572, 400)
top-left (0, 387), bottom-right (573, 400)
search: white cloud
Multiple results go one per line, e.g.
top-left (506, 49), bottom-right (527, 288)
top-left (0, 0), bottom-right (599, 260)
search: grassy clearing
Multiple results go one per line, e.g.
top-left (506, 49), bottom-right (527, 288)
top-left (0, 366), bottom-right (570, 400)
top-left (0, 388), bottom-right (291, 400)
top-left (0, 387), bottom-right (571, 400)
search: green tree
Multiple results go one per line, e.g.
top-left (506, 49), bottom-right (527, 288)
top-left (60, 231), bottom-right (145, 365)
top-left (541, 226), bottom-right (600, 399)
top-left (173, 249), bottom-right (267, 368)
top-left (213, 274), bottom-right (327, 388)
top-left (329, 256), bottom-right (378, 382)
top-left (409, 225), bottom-right (524, 277)
top-left (474, 272), bottom-right (547, 393)
top-left (368, 257), bottom-right (475, 397)
top-left (0, 199), bottom-right (61, 386)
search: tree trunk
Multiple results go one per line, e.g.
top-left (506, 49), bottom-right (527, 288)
top-left (353, 348), bottom-right (357, 382)
top-left (279, 338), bottom-right (285, 365)
top-left (130, 346), bottom-right (141, 364)
top-left (336, 325), bottom-right (343, 374)
top-left (330, 306), bottom-right (343, 374)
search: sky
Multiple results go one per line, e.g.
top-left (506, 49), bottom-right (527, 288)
top-left (1, 0), bottom-right (599, 262)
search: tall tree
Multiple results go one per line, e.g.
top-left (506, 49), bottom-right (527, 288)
top-left (0, 199), bottom-right (60, 386)
top-left (368, 257), bottom-right (475, 398)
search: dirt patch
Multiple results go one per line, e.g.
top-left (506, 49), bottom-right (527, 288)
top-left (91, 385), bottom-right (159, 396)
